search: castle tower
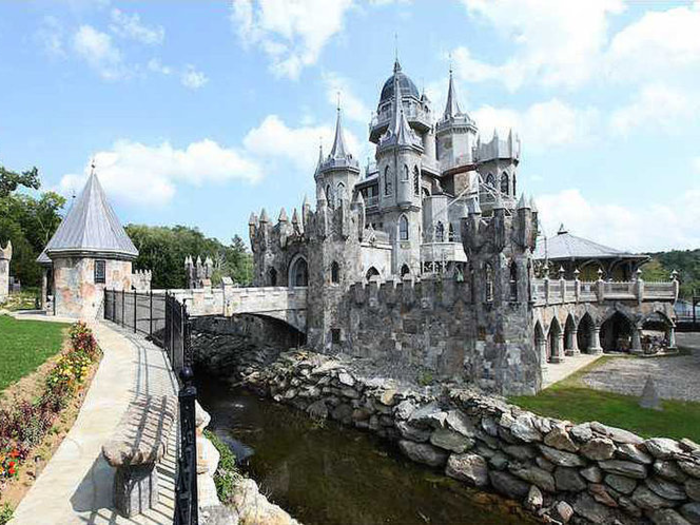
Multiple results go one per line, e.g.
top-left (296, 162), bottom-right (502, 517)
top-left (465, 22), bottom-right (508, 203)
top-left (475, 127), bottom-right (521, 213)
top-left (315, 105), bottom-right (360, 209)
top-left (374, 60), bottom-right (425, 276)
top-left (0, 240), bottom-right (11, 304)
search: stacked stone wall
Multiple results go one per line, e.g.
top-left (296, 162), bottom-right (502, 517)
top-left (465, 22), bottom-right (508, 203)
top-left (237, 350), bottom-right (700, 525)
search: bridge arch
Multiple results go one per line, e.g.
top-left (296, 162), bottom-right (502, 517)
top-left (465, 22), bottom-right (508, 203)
top-left (577, 312), bottom-right (595, 353)
top-left (600, 311), bottom-right (634, 352)
top-left (288, 254), bottom-right (309, 288)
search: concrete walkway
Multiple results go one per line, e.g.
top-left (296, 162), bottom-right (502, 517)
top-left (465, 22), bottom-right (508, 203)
top-left (10, 316), bottom-right (179, 525)
top-left (542, 352), bottom-right (602, 388)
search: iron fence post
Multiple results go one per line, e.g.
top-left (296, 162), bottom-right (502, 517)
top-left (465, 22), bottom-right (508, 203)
top-left (149, 290), bottom-right (153, 337)
top-left (133, 290), bottom-right (137, 333)
top-left (174, 366), bottom-right (198, 525)
top-left (121, 288), bottom-right (125, 327)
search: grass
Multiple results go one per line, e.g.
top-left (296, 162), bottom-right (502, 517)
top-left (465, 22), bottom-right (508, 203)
top-left (0, 315), bottom-right (69, 392)
top-left (509, 352), bottom-right (700, 443)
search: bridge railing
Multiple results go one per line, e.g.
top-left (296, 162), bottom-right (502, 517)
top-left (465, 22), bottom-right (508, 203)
top-left (531, 278), bottom-right (677, 307)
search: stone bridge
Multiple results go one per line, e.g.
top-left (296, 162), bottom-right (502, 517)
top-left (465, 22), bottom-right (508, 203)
top-left (165, 286), bottom-right (308, 333)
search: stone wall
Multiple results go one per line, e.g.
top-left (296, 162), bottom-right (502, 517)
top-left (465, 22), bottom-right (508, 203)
top-left (235, 349), bottom-right (700, 525)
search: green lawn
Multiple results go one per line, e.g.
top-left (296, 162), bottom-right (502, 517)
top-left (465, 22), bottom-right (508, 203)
top-left (510, 356), bottom-right (700, 443)
top-left (0, 315), bottom-right (69, 392)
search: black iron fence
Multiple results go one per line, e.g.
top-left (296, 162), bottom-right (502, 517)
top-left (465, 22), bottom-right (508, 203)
top-left (104, 289), bottom-right (198, 524)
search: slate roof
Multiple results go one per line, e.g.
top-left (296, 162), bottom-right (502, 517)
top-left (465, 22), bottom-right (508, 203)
top-left (379, 59), bottom-right (420, 103)
top-left (533, 226), bottom-right (645, 261)
top-left (38, 172), bottom-right (138, 263)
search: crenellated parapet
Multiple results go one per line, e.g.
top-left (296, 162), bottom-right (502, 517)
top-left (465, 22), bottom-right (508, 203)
top-left (131, 269), bottom-right (152, 291)
top-left (184, 254), bottom-right (214, 289)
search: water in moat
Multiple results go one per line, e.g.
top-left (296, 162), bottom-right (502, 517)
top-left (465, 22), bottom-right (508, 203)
top-left (196, 375), bottom-right (536, 525)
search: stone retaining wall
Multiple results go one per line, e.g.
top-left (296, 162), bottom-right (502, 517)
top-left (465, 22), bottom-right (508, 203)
top-left (238, 350), bottom-right (700, 525)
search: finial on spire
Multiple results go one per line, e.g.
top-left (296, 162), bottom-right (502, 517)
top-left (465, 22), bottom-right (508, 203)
top-left (336, 90), bottom-right (341, 112)
top-left (90, 157), bottom-right (96, 176)
top-left (393, 33), bottom-right (401, 73)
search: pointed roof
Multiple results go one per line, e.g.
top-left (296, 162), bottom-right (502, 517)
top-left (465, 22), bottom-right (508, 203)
top-left (396, 108), bottom-right (413, 146)
top-left (39, 172), bottom-right (137, 261)
top-left (329, 107), bottom-right (348, 159)
top-left (443, 68), bottom-right (462, 119)
top-left (533, 229), bottom-right (647, 261)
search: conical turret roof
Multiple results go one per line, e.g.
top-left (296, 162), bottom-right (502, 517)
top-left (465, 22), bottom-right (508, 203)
top-left (39, 171), bottom-right (137, 261)
top-left (443, 68), bottom-right (462, 120)
top-left (329, 107), bottom-right (348, 159)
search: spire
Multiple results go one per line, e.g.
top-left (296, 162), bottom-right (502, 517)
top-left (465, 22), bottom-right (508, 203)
top-left (443, 67), bottom-right (462, 119)
top-left (529, 196), bottom-right (538, 213)
top-left (516, 193), bottom-right (529, 210)
top-left (278, 207), bottom-right (288, 223)
top-left (396, 108), bottom-right (413, 146)
top-left (259, 208), bottom-right (269, 223)
top-left (291, 208), bottom-right (299, 225)
top-left (248, 212), bottom-right (258, 225)
top-left (391, 66), bottom-right (403, 135)
top-left (330, 105), bottom-right (348, 159)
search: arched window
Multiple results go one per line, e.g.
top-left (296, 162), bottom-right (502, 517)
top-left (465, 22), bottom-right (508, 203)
top-left (399, 215), bottom-right (409, 240)
top-left (435, 221), bottom-right (445, 242)
top-left (366, 267), bottom-right (380, 282)
top-left (401, 264), bottom-right (410, 277)
top-left (326, 184), bottom-right (333, 208)
top-left (268, 267), bottom-right (278, 287)
top-left (331, 261), bottom-right (340, 284)
top-left (413, 166), bottom-right (420, 196)
top-left (484, 263), bottom-right (494, 303)
top-left (384, 166), bottom-right (392, 196)
top-left (509, 260), bottom-right (518, 301)
top-left (402, 164), bottom-right (409, 181)
top-left (500, 172), bottom-right (509, 195)
top-left (289, 256), bottom-right (308, 287)
top-left (485, 173), bottom-right (495, 187)
top-left (422, 187), bottom-right (430, 198)
top-left (513, 173), bottom-right (517, 196)
top-left (448, 223), bottom-right (455, 242)
top-left (336, 182), bottom-right (346, 203)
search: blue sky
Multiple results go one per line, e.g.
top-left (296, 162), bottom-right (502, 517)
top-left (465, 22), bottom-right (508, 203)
top-left (1, 0), bottom-right (699, 252)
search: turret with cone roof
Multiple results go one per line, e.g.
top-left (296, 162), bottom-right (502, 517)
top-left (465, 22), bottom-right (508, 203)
top-left (435, 66), bottom-right (478, 167)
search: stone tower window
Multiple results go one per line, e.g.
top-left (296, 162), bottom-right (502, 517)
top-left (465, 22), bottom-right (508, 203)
top-left (326, 184), bottom-right (333, 208)
top-left (448, 223), bottom-right (455, 242)
top-left (289, 256), bottom-right (308, 287)
top-left (94, 259), bottom-right (106, 284)
top-left (484, 263), bottom-right (494, 303)
top-left (399, 215), bottom-right (409, 240)
top-left (413, 166), bottom-right (420, 196)
top-left (366, 267), bottom-right (380, 282)
top-left (500, 172), bottom-right (509, 195)
top-left (485, 173), bottom-right (494, 187)
top-left (331, 261), bottom-right (340, 284)
top-left (509, 260), bottom-right (518, 301)
top-left (435, 222), bottom-right (445, 242)
top-left (401, 264), bottom-right (410, 277)
top-left (513, 173), bottom-right (517, 195)
top-left (336, 182), bottom-right (346, 203)
top-left (402, 164), bottom-right (409, 181)
top-left (268, 267), bottom-right (277, 287)
top-left (384, 166), bottom-right (392, 196)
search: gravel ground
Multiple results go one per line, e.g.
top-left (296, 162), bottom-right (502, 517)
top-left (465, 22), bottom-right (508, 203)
top-left (581, 332), bottom-right (700, 402)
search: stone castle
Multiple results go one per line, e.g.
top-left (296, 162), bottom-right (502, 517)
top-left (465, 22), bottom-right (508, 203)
top-left (245, 59), bottom-right (678, 394)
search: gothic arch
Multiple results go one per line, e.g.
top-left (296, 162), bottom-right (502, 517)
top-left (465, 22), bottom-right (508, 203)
top-left (268, 267), bottom-right (278, 287)
top-left (402, 164), bottom-right (409, 181)
top-left (366, 266), bottom-right (380, 282)
top-left (401, 264), bottom-right (410, 277)
top-left (485, 173), bottom-right (495, 187)
top-left (509, 260), bottom-right (518, 301)
top-left (336, 182), bottom-right (346, 203)
top-left (330, 261), bottom-right (340, 284)
top-left (448, 223), bottom-right (455, 242)
top-left (600, 311), bottom-right (634, 352)
top-left (399, 214), bottom-right (409, 241)
top-left (435, 221), bottom-right (445, 242)
top-left (500, 172), bottom-right (509, 195)
top-left (534, 321), bottom-right (546, 365)
top-left (547, 317), bottom-right (562, 362)
top-left (288, 254), bottom-right (309, 288)
top-left (413, 166), bottom-right (420, 196)
top-left (384, 166), bottom-right (392, 195)
top-left (577, 312), bottom-right (594, 353)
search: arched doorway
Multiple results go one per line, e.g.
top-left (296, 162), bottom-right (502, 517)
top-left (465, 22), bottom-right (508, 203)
top-left (401, 264), bottom-right (410, 277)
top-left (600, 312), bottom-right (633, 352)
top-left (577, 313), bottom-right (594, 353)
top-left (366, 267), bottom-right (380, 283)
top-left (289, 255), bottom-right (308, 287)
top-left (547, 318), bottom-right (562, 363)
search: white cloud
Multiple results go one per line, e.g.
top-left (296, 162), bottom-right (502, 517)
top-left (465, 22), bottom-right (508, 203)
top-left (36, 16), bottom-right (67, 58)
top-left (455, 0), bottom-right (625, 90)
top-left (73, 24), bottom-right (127, 80)
top-left (535, 187), bottom-right (700, 252)
top-left (59, 139), bottom-right (262, 206)
top-left (147, 58), bottom-right (172, 75)
top-left (243, 114), bottom-right (361, 173)
top-left (109, 8), bottom-right (165, 45)
top-left (609, 83), bottom-right (700, 136)
top-left (473, 99), bottom-right (599, 152)
top-left (230, 0), bottom-right (353, 79)
top-left (322, 72), bottom-right (371, 123)
top-left (181, 65), bottom-right (209, 90)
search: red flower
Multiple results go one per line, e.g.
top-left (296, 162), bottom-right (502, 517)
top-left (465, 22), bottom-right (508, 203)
top-left (9, 467), bottom-right (16, 475)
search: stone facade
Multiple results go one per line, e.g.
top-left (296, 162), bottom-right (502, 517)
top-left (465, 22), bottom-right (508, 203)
top-left (226, 348), bottom-right (700, 525)
top-left (0, 240), bottom-right (11, 304)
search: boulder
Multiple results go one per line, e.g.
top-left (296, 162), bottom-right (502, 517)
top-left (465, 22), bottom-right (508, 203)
top-left (655, 461), bottom-right (689, 483)
top-left (503, 444), bottom-right (537, 461)
top-left (650, 509), bottom-right (693, 525)
top-left (555, 500), bottom-right (574, 523)
top-left (394, 399), bottom-right (416, 420)
top-left (617, 443), bottom-right (654, 465)
top-left (544, 425), bottom-right (579, 452)
top-left (396, 421), bottom-right (431, 443)
top-left (408, 402), bottom-right (447, 428)
top-left (589, 483), bottom-right (619, 507)
top-left (680, 502), bottom-right (700, 524)
top-left (331, 403), bottom-right (353, 424)
top-left (631, 485), bottom-right (675, 510)
top-left (351, 407), bottom-right (372, 422)
top-left (679, 461), bottom-right (700, 479)
top-left (646, 438), bottom-right (685, 459)
top-left (488, 451), bottom-right (509, 471)
top-left (379, 388), bottom-right (397, 406)
top-left (539, 444), bottom-right (586, 467)
top-left (686, 479), bottom-right (700, 501)
top-left (511, 465), bottom-right (556, 492)
top-left (306, 400), bottom-right (328, 420)
top-left (605, 474), bottom-right (638, 495)
top-left (337, 371), bottom-right (355, 387)
top-left (525, 485), bottom-right (543, 510)
top-left (571, 423), bottom-right (594, 443)
top-left (573, 492), bottom-right (611, 524)
top-left (430, 428), bottom-right (474, 453)
top-left (599, 460), bottom-right (648, 479)
top-left (445, 453), bottom-right (489, 487)
top-left (398, 440), bottom-right (448, 467)
top-left (590, 422), bottom-right (643, 445)
top-left (646, 477), bottom-right (688, 501)
top-left (554, 467), bottom-right (587, 492)
top-left (536, 456), bottom-right (556, 472)
top-left (445, 410), bottom-right (477, 437)
top-left (489, 470), bottom-right (530, 500)
top-left (581, 438), bottom-right (616, 461)
top-left (581, 465), bottom-right (603, 483)
top-left (510, 415), bottom-right (543, 443)
top-left (481, 415), bottom-right (499, 437)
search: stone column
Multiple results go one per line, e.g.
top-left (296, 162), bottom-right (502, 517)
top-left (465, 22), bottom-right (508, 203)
top-left (41, 268), bottom-right (48, 311)
top-left (667, 325), bottom-right (677, 349)
top-left (590, 326), bottom-right (603, 354)
top-left (538, 338), bottom-right (548, 370)
top-left (631, 327), bottom-right (643, 355)
top-left (551, 332), bottom-right (565, 363)
top-left (569, 330), bottom-right (580, 355)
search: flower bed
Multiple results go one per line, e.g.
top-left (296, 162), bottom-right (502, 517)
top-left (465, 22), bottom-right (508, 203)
top-left (0, 322), bottom-right (101, 518)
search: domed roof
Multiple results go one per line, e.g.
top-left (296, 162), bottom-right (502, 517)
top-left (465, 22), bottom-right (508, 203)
top-left (379, 60), bottom-right (420, 103)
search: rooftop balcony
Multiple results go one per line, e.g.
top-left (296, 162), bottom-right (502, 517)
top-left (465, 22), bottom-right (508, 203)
top-left (369, 105), bottom-right (432, 143)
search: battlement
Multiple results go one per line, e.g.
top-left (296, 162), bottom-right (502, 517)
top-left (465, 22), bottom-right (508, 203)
top-left (348, 274), bottom-right (471, 310)
top-left (131, 269), bottom-right (152, 291)
top-left (475, 130), bottom-right (521, 163)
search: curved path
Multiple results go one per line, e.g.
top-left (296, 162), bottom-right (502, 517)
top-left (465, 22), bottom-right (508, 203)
top-left (10, 316), bottom-right (178, 525)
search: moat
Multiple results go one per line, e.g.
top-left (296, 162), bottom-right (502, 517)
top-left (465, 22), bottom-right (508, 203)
top-left (195, 375), bottom-right (535, 525)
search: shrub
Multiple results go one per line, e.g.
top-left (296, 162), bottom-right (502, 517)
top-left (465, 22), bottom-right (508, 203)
top-left (204, 430), bottom-right (241, 504)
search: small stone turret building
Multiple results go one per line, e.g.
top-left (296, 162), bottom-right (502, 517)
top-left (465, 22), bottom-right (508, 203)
top-left (0, 240), bottom-right (11, 304)
top-left (38, 170), bottom-right (150, 319)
